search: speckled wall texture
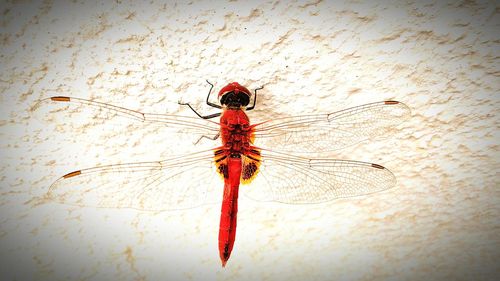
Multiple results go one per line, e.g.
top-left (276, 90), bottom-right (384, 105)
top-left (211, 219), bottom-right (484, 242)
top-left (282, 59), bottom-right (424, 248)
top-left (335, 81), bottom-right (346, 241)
top-left (0, 0), bottom-right (498, 281)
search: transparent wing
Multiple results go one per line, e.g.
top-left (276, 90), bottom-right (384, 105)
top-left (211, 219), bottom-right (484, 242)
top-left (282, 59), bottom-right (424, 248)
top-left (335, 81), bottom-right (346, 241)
top-left (39, 99), bottom-right (406, 208)
top-left (253, 101), bottom-right (410, 154)
top-left (242, 149), bottom-right (396, 203)
top-left (33, 96), bottom-right (220, 136)
top-left (45, 149), bottom-right (222, 211)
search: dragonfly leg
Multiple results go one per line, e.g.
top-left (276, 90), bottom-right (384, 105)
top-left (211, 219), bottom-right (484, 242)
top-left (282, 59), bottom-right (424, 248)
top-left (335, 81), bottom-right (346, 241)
top-left (205, 80), bottom-right (222, 109)
top-left (246, 85), bottom-right (263, 111)
top-left (194, 132), bottom-right (220, 144)
top-left (178, 80), bottom-right (222, 119)
top-left (178, 101), bottom-right (222, 119)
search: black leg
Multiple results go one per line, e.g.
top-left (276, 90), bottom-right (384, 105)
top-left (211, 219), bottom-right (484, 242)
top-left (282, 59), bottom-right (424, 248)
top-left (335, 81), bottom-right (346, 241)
top-left (178, 80), bottom-right (222, 119)
top-left (178, 101), bottom-right (221, 119)
top-left (246, 85), bottom-right (263, 111)
top-left (205, 80), bottom-right (222, 109)
top-left (194, 132), bottom-right (220, 145)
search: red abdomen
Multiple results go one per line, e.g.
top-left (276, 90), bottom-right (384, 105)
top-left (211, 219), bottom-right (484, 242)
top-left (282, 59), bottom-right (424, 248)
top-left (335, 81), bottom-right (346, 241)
top-left (218, 156), bottom-right (241, 266)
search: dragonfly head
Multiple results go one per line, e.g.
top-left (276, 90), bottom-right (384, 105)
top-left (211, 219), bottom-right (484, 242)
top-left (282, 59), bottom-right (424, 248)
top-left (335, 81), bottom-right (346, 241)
top-left (218, 82), bottom-right (251, 108)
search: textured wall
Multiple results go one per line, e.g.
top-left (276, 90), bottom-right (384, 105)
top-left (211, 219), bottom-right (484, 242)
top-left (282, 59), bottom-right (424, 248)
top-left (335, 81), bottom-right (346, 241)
top-left (0, 0), bottom-right (498, 281)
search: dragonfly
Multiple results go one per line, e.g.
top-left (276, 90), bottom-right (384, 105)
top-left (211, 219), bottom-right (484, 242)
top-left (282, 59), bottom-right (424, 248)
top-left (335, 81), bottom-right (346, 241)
top-left (39, 81), bottom-right (410, 267)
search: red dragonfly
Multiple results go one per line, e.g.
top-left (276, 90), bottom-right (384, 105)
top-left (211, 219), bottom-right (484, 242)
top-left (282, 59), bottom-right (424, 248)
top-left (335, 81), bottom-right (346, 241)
top-left (40, 81), bottom-right (410, 267)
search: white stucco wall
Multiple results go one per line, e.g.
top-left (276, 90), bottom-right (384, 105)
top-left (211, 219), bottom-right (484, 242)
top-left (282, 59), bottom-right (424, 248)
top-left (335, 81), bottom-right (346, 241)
top-left (0, 1), bottom-right (498, 280)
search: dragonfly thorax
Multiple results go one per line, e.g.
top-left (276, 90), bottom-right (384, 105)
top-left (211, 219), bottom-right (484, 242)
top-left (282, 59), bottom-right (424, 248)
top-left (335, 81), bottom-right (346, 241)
top-left (220, 109), bottom-right (253, 154)
top-left (223, 126), bottom-right (251, 153)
